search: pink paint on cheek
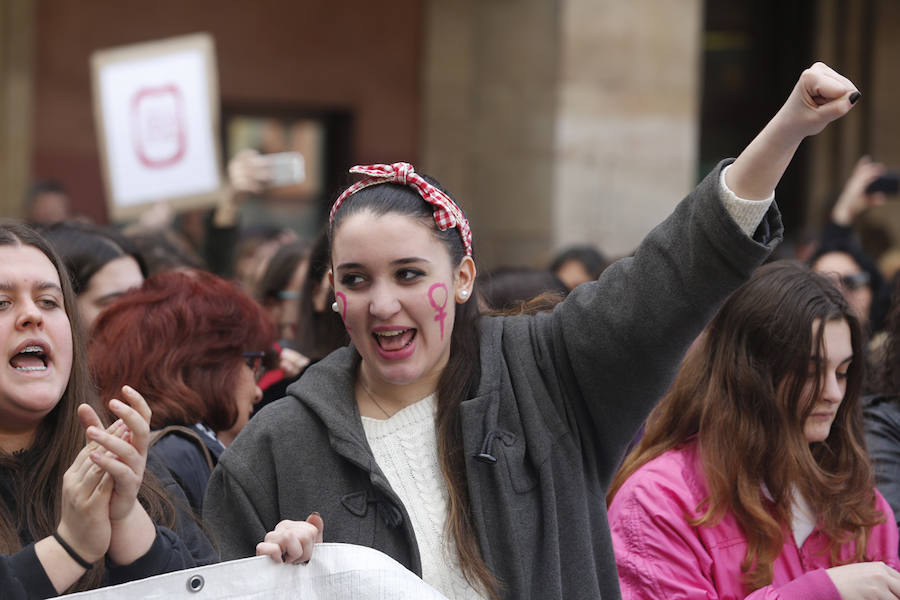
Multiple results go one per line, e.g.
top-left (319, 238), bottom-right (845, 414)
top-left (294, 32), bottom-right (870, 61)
top-left (335, 291), bottom-right (350, 331)
top-left (427, 283), bottom-right (448, 340)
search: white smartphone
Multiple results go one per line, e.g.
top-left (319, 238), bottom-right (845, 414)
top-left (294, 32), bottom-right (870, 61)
top-left (263, 152), bottom-right (306, 187)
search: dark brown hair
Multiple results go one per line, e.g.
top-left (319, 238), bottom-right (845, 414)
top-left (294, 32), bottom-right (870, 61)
top-left (254, 240), bottom-right (310, 305)
top-left (39, 221), bottom-right (147, 295)
top-left (875, 274), bottom-right (900, 395)
top-left (0, 223), bottom-right (175, 592)
top-left (292, 230), bottom-right (348, 360)
top-left (609, 261), bottom-right (882, 593)
top-left (330, 181), bottom-right (498, 598)
top-left (478, 266), bottom-right (568, 314)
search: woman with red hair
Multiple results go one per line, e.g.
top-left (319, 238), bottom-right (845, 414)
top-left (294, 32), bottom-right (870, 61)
top-left (88, 270), bottom-right (274, 515)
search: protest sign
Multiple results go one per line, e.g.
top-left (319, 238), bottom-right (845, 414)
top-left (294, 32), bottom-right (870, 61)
top-left (91, 33), bottom-right (222, 221)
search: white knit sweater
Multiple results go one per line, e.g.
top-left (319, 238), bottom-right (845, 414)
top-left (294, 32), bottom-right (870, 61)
top-left (362, 395), bottom-right (485, 600)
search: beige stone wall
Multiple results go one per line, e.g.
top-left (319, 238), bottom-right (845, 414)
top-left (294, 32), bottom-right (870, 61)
top-left (421, 0), bottom-right (703, 269)
top-left (0, 0), bottom-right (34, 218)
top-left (553, 0), bottom-right (703, 259)
top-left (421, 0), bottom-right (559, 269)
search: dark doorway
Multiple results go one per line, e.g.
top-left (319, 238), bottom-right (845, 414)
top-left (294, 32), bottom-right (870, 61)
top-left (698, 0), bottom-right (815, 233)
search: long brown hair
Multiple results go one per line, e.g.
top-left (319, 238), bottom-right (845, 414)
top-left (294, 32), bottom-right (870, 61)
top-left (0, 223), bottom-right (174, 592)
top-left (330, 180), bottom-right (499, 599)
top-left (608, 261), bottom-right (882, 593)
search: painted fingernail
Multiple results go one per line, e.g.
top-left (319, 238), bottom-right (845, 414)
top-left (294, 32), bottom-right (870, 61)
top-left (849, 91), bottom-right (861, 105)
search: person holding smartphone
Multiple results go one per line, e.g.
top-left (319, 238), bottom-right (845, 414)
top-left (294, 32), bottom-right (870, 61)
top-left (811, 156), bottom-right (892, 336)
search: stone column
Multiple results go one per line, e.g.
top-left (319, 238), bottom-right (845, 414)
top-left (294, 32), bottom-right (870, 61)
top-left (422, 0), bottom-right (703, 268)
top-left (421, 0), bottom-right (559, 268)
top-left (552, 0), bottom-right (703, 259)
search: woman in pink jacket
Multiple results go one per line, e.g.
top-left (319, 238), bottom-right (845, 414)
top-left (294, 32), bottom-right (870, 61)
top-left (608, 261), bottom-right (900, 599)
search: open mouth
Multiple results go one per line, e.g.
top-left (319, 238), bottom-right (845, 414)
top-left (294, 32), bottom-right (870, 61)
top-left (373, 329), bottom-right (416, 352)
top-left (10, 345), bottom-right (48, 372)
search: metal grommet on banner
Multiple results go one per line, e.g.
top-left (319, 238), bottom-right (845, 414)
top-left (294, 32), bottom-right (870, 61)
top-left (186, 574), bottom-right (205, 593)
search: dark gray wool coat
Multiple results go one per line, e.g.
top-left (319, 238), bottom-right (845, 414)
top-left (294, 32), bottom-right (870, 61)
top-left (203, 160), bottom-right (783, 599)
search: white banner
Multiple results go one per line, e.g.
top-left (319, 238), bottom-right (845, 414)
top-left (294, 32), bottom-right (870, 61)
top-left (62, 543), bottom-right (449, 600)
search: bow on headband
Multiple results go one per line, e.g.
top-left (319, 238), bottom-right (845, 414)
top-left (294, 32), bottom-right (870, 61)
top-left (329, 162), bottom-right (473, 257)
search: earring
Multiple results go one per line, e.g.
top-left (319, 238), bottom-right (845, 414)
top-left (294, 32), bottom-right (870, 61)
top-left (332, 301), bottom-right (340, 313)
top-left (459, 290), bottom-right (469, 299)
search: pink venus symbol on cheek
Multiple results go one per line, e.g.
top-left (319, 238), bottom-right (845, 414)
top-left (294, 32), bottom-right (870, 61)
top-left (428, 283), bottom-right (448, 340)
top-left (335, 291), bottom-right (350, 332)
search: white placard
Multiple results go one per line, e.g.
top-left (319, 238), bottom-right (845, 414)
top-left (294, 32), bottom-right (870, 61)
top-left (62, 544), bottom-right (449, 599)
top-left (91, 33), bottom-right (222, 221)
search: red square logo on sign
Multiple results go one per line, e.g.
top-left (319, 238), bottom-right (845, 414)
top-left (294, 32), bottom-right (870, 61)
top-left (130, 85), bottom-right (186, 168)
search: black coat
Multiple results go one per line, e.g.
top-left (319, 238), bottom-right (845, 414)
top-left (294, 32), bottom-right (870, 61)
top-left (864, 394), bottom-right (900, 543)
top-left (150, 424), bottom-right (224, 515)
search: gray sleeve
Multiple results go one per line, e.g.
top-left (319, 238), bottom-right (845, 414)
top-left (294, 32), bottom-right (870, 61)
top-left (544, 159), bottom-right (782, 477)
top-left (864, 398), bottom-right (900, 535)
top-left (202, 459), bottom-right (270, 561)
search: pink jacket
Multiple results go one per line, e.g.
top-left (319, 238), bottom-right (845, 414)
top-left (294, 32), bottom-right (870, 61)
top-left (608, 442), bottom-right (900, 600)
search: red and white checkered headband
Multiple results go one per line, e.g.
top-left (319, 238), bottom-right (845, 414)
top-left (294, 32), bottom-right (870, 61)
top-left (328, 162), bottom-right (473, 257)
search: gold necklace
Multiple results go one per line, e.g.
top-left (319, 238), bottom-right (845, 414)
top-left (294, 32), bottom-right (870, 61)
top-left (359, 379), bottom-right (396, 419)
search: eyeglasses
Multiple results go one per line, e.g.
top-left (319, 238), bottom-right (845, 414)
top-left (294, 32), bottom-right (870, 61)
top-left (837, 271), bottom-right (871, 291)
top-left (242, 351), bottom-right (266, 382)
